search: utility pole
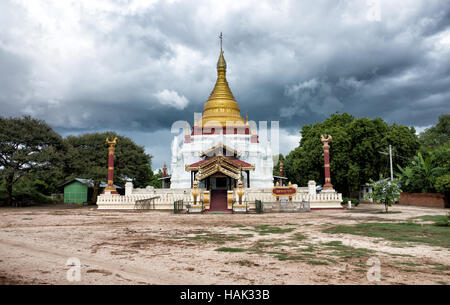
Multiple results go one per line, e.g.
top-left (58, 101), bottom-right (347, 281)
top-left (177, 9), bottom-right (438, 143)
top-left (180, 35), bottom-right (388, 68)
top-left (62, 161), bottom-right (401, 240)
top-left (379, 145), bottom-right (394, 181)
top-left (389, 145), bottom-right (393, 181)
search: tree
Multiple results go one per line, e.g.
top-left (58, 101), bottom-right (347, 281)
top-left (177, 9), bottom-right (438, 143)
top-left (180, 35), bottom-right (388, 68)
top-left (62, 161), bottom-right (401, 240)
top-left (273, 154), bottom-right (286, 177)
top-left (397, 145), bottom-right (450, 194)
top-left (419, 114), bottom-right (450, 148)
top-left (147, 169), bottom-right (163, 189)
top-left (0, 116), bottom-right (66, 205)
top-left (284, 113), bottom-right (420, 196)
top-left (365, 178), bottom-right (402, 213)
top-left (65, 132), bottom-right (153, 203)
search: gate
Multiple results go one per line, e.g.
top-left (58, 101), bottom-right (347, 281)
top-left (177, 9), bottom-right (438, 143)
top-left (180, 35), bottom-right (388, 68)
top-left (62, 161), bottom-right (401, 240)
top-left (173, 200), bottom-right (184, 214)
top-left (255, 200), bottom-right (263, 214)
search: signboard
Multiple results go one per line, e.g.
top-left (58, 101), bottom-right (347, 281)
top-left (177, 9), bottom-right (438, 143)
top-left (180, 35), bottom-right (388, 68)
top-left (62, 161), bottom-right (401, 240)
top-left (272, 186), bottom-right (297, 197)
top-left (272, 185), bottom-right (297, 202)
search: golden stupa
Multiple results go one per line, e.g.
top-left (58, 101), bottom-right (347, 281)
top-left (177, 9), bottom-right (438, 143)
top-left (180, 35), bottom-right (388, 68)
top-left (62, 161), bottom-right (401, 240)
top-left (201, 33), bottom-right (246, 127)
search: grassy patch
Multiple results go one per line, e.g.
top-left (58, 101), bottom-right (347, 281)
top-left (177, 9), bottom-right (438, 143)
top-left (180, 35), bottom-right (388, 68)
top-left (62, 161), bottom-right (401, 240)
top-left (411, 214), bottom-right (449, 227)
top-left (234, 260), bottom-right (259, 267)
top-left (402, 269), bottom-right (418, 273)
top-left (410, 215), bottom-right (447, 222)
top-left (393, 262), bottom-right (423, 267)
top-left (215, 247), bottom-right (247, 252)
top-left (306, 260), bottom-right (329, 265)
top-left (296, 244), bottom-right (316, 253)
top-left (290, 233), bottom-right (307, 241)
top-left (429, 263), bottom-right (450, 272)
top-left (324, 257), bottom-right (339, 264)
top-left (249, 225), bottom-right (296, 235)
top-left (275, 253), bottom-right (305, 261)
top-left (321, 241), bottom-right (375, 258)
top-left (323, 222), bottom-right (450, 248)
top-left (375, 211), bottom-right (402, 214)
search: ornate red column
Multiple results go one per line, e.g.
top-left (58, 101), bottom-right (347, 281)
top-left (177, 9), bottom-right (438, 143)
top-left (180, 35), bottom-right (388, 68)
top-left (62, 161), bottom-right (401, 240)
top-left (321, 135), bottom-right (334, 191)
top-left (279, 162), bottom-right (284, 186)
top-left (103, 137), bottom-right (118, 194)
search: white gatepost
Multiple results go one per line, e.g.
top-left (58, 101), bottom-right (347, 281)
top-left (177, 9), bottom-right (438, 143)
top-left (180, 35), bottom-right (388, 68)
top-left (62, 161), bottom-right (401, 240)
top-left (125, 182), bottom-right (133, 196)
top-left (308, 180), bottom-right (316, 195)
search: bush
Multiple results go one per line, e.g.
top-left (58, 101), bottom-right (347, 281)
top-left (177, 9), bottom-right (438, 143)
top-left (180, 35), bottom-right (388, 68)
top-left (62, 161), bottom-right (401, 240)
top-left (341, 197), bottom-right (360, 207)
top-left (365, 179), bottom-right (402, 213)
top-left (0, 187), bottom-right (54, 206)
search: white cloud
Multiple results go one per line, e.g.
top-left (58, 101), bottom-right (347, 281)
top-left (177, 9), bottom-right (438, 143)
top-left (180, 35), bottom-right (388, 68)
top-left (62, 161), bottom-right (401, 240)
top-left (153, 89), bottom-right (189, 110)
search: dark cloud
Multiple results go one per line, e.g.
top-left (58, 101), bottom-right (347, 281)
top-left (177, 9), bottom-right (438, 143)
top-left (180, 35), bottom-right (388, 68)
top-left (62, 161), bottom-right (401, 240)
top-left (1, 0), bottom-right (449, 169)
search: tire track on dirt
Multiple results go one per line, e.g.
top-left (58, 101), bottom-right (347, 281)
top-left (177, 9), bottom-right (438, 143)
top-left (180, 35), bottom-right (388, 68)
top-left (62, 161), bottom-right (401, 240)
top-left (0, 238), bottom-right (198, 284)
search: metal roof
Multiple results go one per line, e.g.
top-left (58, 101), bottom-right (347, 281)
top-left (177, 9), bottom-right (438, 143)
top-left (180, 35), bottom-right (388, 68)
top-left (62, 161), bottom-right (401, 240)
top-left (59, 178), bottom-right (122, 189)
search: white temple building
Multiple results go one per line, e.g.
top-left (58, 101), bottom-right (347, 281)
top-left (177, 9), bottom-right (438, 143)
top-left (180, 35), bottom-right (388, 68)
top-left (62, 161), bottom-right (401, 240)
top-left (169, 46), bottom-right (274, 190)
top-left (96, 38), bottom-right (343, 211)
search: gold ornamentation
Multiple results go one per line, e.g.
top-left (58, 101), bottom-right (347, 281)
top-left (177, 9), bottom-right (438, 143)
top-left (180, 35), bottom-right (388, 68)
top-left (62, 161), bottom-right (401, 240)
top-left (237, 178), bottom-right (245, 204)
top-left (201, 34), bottom-right (246, 127)
top-left (191, 179), bottom-right (200, 204)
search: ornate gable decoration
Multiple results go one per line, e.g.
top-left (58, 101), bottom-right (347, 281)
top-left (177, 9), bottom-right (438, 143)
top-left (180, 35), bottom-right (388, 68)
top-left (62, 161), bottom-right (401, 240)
top-left (199, 143), bottom-right (241, 158)
top-left (196, 156), bottom-right (240, 180)
top-left (185, 155), bottom-right (254, 181)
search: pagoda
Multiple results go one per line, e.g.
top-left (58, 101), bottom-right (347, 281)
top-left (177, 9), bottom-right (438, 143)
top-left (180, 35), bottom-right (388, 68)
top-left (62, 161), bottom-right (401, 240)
top-left (169, 34), bottom-right (274, 208)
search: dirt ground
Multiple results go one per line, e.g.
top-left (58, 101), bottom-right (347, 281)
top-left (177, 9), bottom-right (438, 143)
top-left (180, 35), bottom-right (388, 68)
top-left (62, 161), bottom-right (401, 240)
top-left (0, 203), bottom-right (448, 285)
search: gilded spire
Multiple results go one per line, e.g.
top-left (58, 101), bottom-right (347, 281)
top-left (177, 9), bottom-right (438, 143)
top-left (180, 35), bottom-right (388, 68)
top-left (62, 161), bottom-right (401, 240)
top-left (202, 33), bottom-right (245, 127)
top-left (217, 32), bottom-right (226, 70)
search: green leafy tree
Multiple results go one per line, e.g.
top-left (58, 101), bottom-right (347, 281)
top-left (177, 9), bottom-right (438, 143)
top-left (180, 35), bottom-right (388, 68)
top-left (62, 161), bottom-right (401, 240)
top-left (273, 154), bottom-right (286, 177)
top-left (365, 178), bottom-right (402, 213)
top-left (0, 116), bottom-right (66, 205)
top-left (147, 169), bottom-right (163, 188)
top-left (397, 145), bottom-right (450, 194)
top-left (284, 113), bottom-right (419, 196)
top-left (435, 174), bottom-right (450, 194)
top-left (419, 114), bottom-right (450, 148)
top-left (65, 132), bottom-right (153, 203)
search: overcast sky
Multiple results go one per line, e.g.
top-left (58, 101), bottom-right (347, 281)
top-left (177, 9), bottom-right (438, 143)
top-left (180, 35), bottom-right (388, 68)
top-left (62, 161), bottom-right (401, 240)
top-left (1, 0), bottom-right (449, 170)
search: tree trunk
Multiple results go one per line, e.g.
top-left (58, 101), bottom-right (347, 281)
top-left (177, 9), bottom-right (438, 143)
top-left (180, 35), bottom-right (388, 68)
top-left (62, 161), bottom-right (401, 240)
top-left (91, 182), bottom-right (100, 204)
top-left (6, 174), bottom-right (13, 206)
top-left (385, 202), bottom-right (388, 213)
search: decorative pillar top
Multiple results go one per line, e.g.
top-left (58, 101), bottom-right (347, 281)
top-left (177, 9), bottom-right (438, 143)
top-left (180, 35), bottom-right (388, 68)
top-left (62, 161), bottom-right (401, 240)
top-left (106, 137), bottom-right (118, 147)
top-left (321, 134), bottom-right (332, 149)
top-left (163, 163), bottom-right (167, 177)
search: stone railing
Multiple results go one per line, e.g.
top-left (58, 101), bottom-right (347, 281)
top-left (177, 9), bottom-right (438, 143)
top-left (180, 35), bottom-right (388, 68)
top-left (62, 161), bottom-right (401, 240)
top-left (97, 181), bottom-right (343, 210)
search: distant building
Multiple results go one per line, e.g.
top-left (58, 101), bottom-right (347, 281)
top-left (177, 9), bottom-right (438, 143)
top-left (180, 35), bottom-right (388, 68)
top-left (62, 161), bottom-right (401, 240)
top-left (60, 178), bottom-right (122, 203)
top-left (359, 178), bottom-right (397, 203)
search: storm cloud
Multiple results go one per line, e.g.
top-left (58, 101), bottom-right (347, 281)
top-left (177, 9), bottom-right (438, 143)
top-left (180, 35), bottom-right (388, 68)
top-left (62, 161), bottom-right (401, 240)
top-left (1, 0), bottom-right (449, 169)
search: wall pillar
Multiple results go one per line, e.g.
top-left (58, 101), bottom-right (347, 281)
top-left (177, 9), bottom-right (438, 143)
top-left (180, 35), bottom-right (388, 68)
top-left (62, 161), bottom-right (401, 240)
top-left (103, 137), bottom-right (118, 195)
top-left (321, 135), bottom-right (334, 192)
top-left (308, 180), bottom-right (316, 195)
top-left (125, 182), bottom-right (133, 196)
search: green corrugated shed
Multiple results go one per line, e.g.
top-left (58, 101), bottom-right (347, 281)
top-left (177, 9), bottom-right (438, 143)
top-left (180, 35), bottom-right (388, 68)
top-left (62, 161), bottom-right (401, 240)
top-left (63, 180), bottom-right (88, 203)
top-left (59, 178), bottom-right (122, 204)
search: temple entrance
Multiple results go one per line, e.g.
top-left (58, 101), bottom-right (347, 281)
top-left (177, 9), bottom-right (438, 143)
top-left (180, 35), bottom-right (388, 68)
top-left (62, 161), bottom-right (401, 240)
top-left (185, 147), bottom-right (255, 211)
top-left (209, 189), bottom-right (228, 211)
top-left (209, 176), bottom-right (231, 211)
